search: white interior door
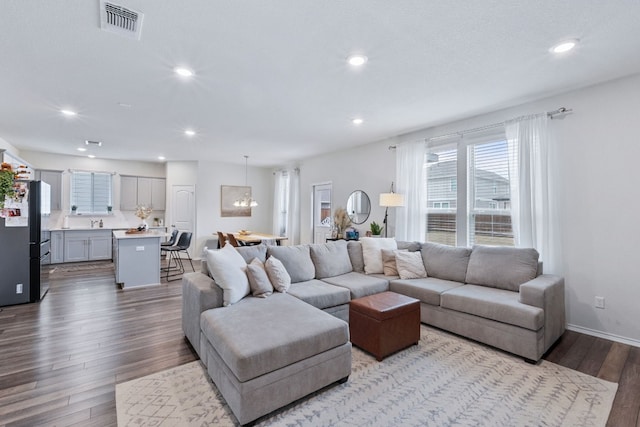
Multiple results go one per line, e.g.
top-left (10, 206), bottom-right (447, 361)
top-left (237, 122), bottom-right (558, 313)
top-left (171, 185), bottom-right (195, 255)
top-left (312, 183), bottom-right (332, 243)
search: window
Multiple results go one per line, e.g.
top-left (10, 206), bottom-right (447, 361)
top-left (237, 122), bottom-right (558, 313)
top-left (426, 130), bottom-right (513, 247)
top-left (70, 171), bottom-right (113, 214)
top-left (468, 140), bottom-right (513, 246)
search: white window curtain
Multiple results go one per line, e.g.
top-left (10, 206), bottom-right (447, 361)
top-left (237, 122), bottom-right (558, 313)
top-left (273, 168), bottom-right (300, 245)
top-left (395, 140), bottom-right (427, 241)
top-left (506, 114), bottom-right (559, 272)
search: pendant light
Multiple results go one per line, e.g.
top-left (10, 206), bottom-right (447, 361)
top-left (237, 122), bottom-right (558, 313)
top-left (233, 155), bottom-right (258, 208)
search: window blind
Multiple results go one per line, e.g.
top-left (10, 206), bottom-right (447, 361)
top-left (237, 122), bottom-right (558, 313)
top-left (70, 172), bottom-right (112, 214)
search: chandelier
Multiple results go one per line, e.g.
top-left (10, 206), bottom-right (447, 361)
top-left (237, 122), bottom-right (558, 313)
top-left (234, 155), bottom-right (258, 207)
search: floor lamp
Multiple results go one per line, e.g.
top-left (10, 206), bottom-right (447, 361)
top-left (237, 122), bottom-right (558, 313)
top-left (379, 183), bottom-right (405, 238)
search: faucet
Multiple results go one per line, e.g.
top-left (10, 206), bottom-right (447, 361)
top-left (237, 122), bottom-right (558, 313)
top-left (90, 219), bottom-right (99, 228)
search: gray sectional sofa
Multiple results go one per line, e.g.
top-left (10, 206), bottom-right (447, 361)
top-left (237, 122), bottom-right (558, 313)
top-left (182, 239), bottom-right (565, 425)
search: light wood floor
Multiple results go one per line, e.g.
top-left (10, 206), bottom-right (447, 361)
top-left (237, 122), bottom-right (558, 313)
top-left (0, 261), bottom-right (638, 426)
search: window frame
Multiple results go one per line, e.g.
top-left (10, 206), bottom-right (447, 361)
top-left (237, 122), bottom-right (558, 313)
top-left (426, 127), bottom-right (513, 248)
top-left (70, 171), bottom-right (113, 215)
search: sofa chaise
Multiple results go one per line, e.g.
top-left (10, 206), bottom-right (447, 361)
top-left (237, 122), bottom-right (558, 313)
top-left (182, 238), bottom-right (565, 425)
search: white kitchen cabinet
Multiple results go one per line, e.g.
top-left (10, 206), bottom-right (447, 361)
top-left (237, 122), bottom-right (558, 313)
top-left (120, 176), bottom-right (165, 210)
top-left (63, 230), bottom-right (113, 262)
top-left (120, 176), bottom-right (139, 211)
top-left (50, 231), bottom-right (64, 264)
top-left (64, 235), bottom-right (89, 262)
top-left (89, 233), bottom-right (112, 260)
top-left (113, 230), bottom-right (162, 288)
top-left (151, 178), bottom-right (166, 210)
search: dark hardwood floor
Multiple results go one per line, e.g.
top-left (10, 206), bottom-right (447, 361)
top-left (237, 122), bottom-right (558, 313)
top-left (0, 261), bottom-right (638, 426)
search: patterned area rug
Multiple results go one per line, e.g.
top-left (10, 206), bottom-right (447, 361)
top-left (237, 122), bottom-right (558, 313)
top-left (116, 326), bottom-right (617, 426)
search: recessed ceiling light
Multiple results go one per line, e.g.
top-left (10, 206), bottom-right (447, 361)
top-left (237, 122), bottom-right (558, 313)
top-left (118, 102), bottom-right (133, 108)
top-left (158, 156), bottom-right (166, 161)
top-left (61, 109), bottom-right (77, 116)
top-left (352, 118), bottom-right (364, 125)
top-left (184, 129), bottom-right (196, 136)
top-left (550, 39), bottom-right (578, 54)
top-left (174, 67), bottom-right (194, 77)
top-left (347, 54), bottom-right (368, 67)
top-left (88, 154), bottom-right (96, 159)
top-left (77, 147), bottom-right (87, 152)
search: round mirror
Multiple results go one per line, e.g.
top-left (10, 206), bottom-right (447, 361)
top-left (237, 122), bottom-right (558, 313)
top-left (346, 190), bottom-right (371, 225)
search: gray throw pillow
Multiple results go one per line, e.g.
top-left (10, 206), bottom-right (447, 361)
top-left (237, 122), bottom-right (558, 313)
top-left (347, 241), bottom-right (365, 273)
top-left (267, 245), bottom-right (315, 283)
top-left (265, 256), bottom-right (291, 292)
top-left (246, 258), bottom-right (274, 298)
top-left (309, 240), bottom-right (353, 279)
top-left (421, 242), bottom-right (471, 282)
top-left (465, 245), bottom-right (539, 291)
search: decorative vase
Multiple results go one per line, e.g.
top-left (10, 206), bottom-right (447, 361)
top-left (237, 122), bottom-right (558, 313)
top-left (139, 219), bottom-right (148, 230)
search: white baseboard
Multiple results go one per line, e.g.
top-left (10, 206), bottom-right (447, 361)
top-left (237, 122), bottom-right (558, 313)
top-left (566, 323), bottom-right (640, 348)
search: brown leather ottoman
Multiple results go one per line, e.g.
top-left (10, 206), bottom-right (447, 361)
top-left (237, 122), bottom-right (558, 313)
top-left (349, 291), bottom-right (420, 361)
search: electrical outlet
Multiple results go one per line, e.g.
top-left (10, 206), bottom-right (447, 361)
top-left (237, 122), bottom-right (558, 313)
top-left (16, 283), bottom-right (23, 294)
top-left (595, 296), bottom-right (605, 309)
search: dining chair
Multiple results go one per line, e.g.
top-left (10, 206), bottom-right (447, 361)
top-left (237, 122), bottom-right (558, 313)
top-left (217, 231), bottom-right (227, 249)
top-left (161, 231), bottom-right (194, 281)
top-left (227, 233), bottom-right (242, 247)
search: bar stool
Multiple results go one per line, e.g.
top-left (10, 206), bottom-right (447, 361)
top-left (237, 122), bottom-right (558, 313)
top-left (161, 231), bottom-right (194, 281)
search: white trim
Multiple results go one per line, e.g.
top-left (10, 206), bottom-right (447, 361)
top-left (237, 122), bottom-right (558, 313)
top-left (566, 323), bottom-right (640, 348)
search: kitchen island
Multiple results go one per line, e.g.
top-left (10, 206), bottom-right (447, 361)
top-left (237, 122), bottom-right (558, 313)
top-left (112, 229), bottom-right (165, 289)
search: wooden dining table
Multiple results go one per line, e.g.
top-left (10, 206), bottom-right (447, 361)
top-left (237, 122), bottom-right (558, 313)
top-left (233, 232), bottom-right (288, 246)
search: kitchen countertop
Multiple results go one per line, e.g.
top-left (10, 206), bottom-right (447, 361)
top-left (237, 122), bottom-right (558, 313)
top-left (112, 229), bottom-right (168, 239)
top-left (50, 226), bottom-right (166, 231)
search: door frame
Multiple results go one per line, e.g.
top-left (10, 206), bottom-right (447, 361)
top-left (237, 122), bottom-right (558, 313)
top-left (311, 181), bottom-right (332, 244)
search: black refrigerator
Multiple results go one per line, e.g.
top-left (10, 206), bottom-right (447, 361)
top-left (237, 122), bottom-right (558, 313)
top-left (0, 180), bottom-right (51, 306)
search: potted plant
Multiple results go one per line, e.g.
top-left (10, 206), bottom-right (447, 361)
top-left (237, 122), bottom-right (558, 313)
top-left (107, 205), bottom-right (113, 214)
top-left (71, 205), bottom-right (77, 215)
top-left (370, 221), bottom-right (383, 237)
top-left (0, 163), bottom-right (15, 209)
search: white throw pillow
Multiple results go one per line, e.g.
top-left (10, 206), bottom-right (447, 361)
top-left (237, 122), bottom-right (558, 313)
top-left (205, 243), bottom-right (250, 306)
top-left (361, 237), bottom-right (398, 274)
top-left (395, 250), bottom-right (428, 279)
top-left (265, 256), bottom-right (291, 292)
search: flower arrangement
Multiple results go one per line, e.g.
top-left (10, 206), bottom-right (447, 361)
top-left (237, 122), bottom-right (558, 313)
top-left (333, 207), bottom-right (352, 238)
top-left (135, 204), bottom-right (152, 220)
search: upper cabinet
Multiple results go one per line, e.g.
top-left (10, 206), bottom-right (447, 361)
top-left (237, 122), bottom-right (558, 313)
top-left (120, 176), bottom-right (166, 211)
top-left (37, 170), bottom-right (63, 211)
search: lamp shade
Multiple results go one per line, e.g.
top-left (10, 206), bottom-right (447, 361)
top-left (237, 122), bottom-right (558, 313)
top-left (379, 192), bottom-right (405, 207)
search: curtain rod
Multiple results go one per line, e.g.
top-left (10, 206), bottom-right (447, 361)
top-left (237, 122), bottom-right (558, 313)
top-left (388, 107), bottom-right (572, 150)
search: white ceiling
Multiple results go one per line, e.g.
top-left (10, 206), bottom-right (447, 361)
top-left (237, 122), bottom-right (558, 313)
top-left (1, 1), bottom-right (640, 167)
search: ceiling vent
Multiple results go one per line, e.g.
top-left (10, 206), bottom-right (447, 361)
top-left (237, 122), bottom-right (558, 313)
top-left (99, 1), bottom-right (144, 40)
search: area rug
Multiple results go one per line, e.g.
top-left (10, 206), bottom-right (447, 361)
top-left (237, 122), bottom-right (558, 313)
top-left (116, 326), bottom-right (617, 426)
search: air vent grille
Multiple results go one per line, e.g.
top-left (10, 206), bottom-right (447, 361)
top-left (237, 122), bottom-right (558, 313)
top-left (99, 1), bottom-right (144, 40)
